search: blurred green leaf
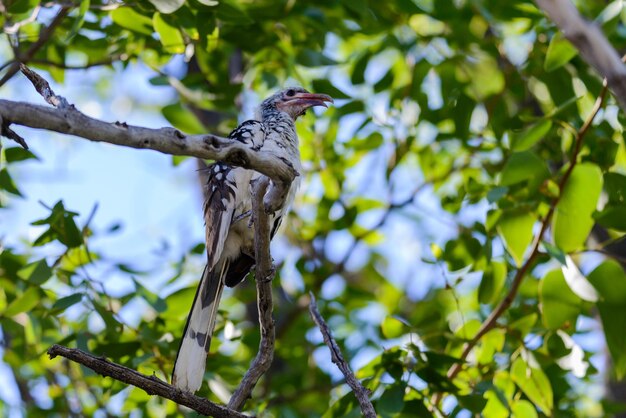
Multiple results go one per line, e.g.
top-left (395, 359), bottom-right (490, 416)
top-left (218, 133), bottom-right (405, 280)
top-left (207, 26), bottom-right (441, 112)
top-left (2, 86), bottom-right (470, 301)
top-left (511, 357), bottom-right (553, 414)
top-left (497, 209), bottom-right (535, 267)
top-left (4, 147), bottom-right (38, 163)
top-left (154, 13), bottom-right (185, 53)
top-left (553, 163), bottom-right (603, 252)
top-left (0, 169), bottom-right (22, 196)
top-left (111, 8), bottom-right (154, 35)
top-left (499, 151), bottom-right (549, 189)
top-left (17, 260), bottom-right (52, 285)
top-left (511, 120), bottom-right (551, 151)
top-left (4, 287), bottom-right (40, 316)
top-left (478, 261), bottom-right (507, 304)
top-left (381, 316), bottom-right (405, 339)
top-left (51, 293), bottom-right (83, 313)
top-left (512, 400), bottom-right (538, 418)
top-left (588, 260), bottom-right (626, 378)
top-left (544, 33), bottom-right (578, 72)
top-left (162, 103), bottom-right (206, 134)
top-left (539, 269), bottom-right (581, 329)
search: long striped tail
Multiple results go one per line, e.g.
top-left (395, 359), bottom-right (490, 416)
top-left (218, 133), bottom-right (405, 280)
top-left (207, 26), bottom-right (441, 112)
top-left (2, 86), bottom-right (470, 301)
top-left (172, 261), bottom-right (227, 392)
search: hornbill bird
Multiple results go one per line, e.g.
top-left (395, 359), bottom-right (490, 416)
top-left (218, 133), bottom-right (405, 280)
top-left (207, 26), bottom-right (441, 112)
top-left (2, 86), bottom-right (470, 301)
top-left (172, 88), bottom-right (333, 393)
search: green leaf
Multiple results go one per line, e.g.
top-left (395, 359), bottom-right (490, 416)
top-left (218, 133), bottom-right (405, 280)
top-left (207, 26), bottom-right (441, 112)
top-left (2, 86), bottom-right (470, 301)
top-left (4, 287), bottom-right (40, 316)
top-left (553, 163), bottom-right (603, 252)
top-left (345, 132), bottom-right (384, 151)
top-left (544, 33), bottom-right (578, 72)
top-left (4, 147), bottom-right (37, 163)
top-left (148, 0), bottom-right (184, 14)
top-left (511, 120), bottom-right (552, 151)
top-left (6, 0), bottom-right (39, 14)
top-left (442, 233), bottom-right (482, 271)
top-left (478, 261), bottom-right (507, 304)
top-left (311, 79), bottom-right (350, 100)
top-left (510, 356), bottom-right (553, 414)
top-left (154, 13), bottom-right (185, 54)
top-left (381, 316), bottom-right (405, 339)
top-left (296, 49), bottom-right (338, 67)
top-left (605, 172), bottom-right (626, 204)
top-left (66, 0), bottom-right (90, 43)
top-left (111, 8), bottom-right (154, 35)
top-left (162, 103), bottom-right (206, 134)
top-left (588, 260), bottom-right (626, 378)
top-left (215, 1), bottom-right (253, 24)
top-left (17, 260), bottom-right (52, 285)
top-left (539, 269), bottom-right (581, 329)
top-left (51, 293), bottom-right (83, 313)
top-left (512, 400), bottom-right (538, 418)
top-left (499, 151), bottom-right (549, 190)
top-left (377, 383), bottom-right (406, 416)
top-left (133, 278), bottom-right (167, 313)
top-left (0, 169), bottom-right (22, 196)
top-left (595, 206), bottom-right (626, 231)
top-left (497, 209), bottom-right (535, 267)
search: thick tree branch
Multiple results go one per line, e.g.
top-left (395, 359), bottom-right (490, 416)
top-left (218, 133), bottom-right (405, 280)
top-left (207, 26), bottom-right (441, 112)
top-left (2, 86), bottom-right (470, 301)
top-left (47, 344), bottom-right (249, 418)
top-left (535, 0), bottom-right (626, 111)
top-left (309, 293), bottom-right (376, 418)
top-left (228, 177), bottom-right (276, 410)
top-left (0, 67), bottom-right (298, 209)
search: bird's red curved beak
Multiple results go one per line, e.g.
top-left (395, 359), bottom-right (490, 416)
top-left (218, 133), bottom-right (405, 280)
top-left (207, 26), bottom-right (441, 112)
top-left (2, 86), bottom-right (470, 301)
top-left (287, 92), bottom-right (334, 108)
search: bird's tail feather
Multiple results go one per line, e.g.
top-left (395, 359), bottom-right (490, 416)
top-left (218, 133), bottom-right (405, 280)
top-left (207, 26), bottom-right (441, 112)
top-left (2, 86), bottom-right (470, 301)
top-left (172, 261), bottom-right (228, 392)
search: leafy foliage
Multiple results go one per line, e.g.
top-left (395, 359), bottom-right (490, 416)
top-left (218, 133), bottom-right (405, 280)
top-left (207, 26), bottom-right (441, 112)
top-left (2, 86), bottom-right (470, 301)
top-left (1, 0), bottom-right (626, 417)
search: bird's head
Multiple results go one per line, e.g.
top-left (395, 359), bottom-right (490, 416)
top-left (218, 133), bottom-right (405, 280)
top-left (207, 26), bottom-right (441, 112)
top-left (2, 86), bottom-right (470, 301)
top-left (259, 87), bottom-right (333, 121)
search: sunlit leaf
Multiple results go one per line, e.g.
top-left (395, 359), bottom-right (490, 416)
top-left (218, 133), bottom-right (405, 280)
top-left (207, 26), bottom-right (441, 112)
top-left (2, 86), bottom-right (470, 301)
top-left (154, 13), bottom-right (185, 54)
top-left (544, 33), bottom-right (578, 72)
top-left (4, 288), bottom-right (41, 316)
top-left (588, 260), bottom-right (626, 379)
top-left (111, 8), bottom-right (154, 35)
top-left (478, 261), bottom-right (507, 304)
top-left (539, 269), bottom-right (582, 329)
top-left (553, 163), bottom-right (603, 252)
top-left (511, 120), bottom-right (552, 151)
top-left (510, 356), bottom-right (553, 414)
top-left (497, 209), bottom-right (535, 267)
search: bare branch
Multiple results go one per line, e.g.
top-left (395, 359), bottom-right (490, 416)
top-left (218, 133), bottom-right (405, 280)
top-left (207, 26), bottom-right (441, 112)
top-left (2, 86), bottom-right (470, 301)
top-left (47, 344), bottom-right (249, 418)
top-left (0, 114), bottom-right (28, 149)
top-left (0, 69), bottom-right (298, 206)
top-left (19, 64), bottom-right (69, 108)
top-left (228, 177), bottom-right (276, 411)
top-left (535, 0), bottom-right (626, 111)
top-left (308, 293), bottom-right (376, 418)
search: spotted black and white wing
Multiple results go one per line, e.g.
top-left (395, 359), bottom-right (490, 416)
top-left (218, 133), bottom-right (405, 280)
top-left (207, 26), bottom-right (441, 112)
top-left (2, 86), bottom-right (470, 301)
top-left (228, 120), bottom-right (265, 151)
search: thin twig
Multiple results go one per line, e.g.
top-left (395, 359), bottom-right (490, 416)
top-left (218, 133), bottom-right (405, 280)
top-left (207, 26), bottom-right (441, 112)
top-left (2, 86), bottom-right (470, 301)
top-left (0, 6), bottom-right (70, 87)
top-left (308, 293), bottom-right (376, 418)
top-left (228, 177), bottom-right (276, 411)
top-left (47, 344), bottom-right (249, 418)
top-left (19, 64), bottom-right (70, 108)
top-left (435, 78), bottom-right (609, 403)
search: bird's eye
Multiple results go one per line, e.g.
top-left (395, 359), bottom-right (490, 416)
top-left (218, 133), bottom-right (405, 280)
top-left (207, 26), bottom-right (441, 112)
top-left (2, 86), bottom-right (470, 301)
top-left (286, 89), bottom-right (295, 97)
